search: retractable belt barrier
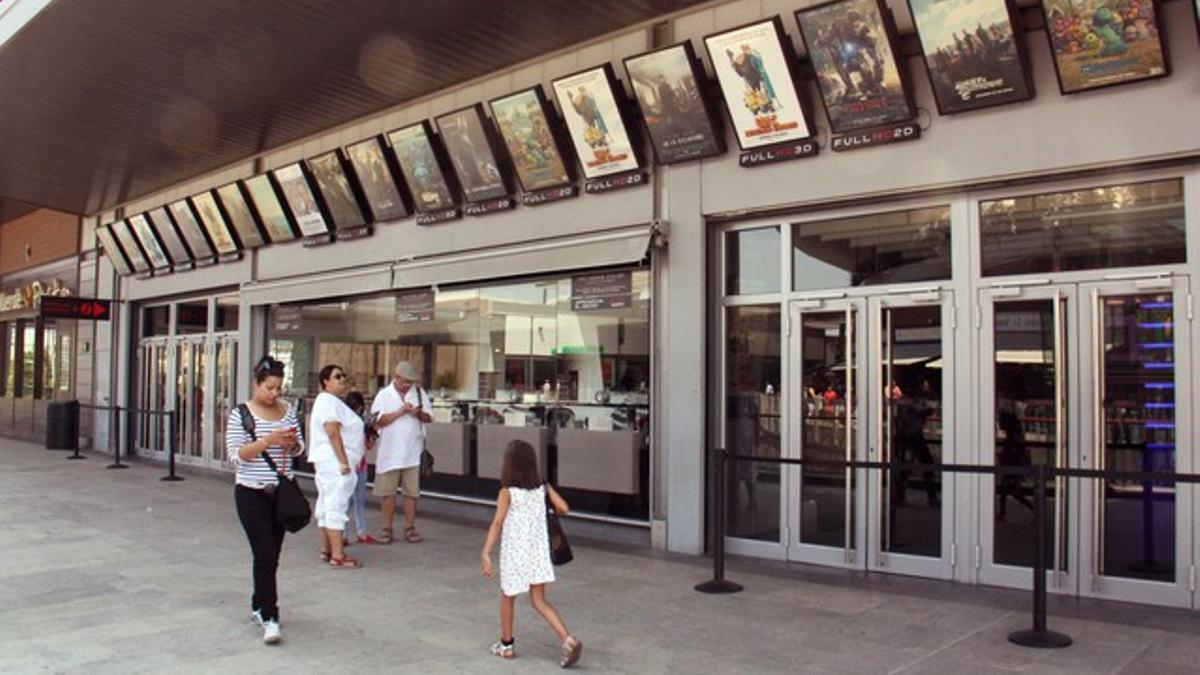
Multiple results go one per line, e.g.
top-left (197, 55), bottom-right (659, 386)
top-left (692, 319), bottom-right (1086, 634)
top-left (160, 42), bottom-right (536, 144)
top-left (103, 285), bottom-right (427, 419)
top-left (697, 449), bottom-right (1200, 650)
top-left (77, 404), bottom-right (182, 481)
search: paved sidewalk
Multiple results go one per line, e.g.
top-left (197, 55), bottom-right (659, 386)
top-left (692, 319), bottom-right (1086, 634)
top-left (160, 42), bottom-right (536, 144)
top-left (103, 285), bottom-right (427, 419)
top-left (2, 440), bottom-right (1198, 674)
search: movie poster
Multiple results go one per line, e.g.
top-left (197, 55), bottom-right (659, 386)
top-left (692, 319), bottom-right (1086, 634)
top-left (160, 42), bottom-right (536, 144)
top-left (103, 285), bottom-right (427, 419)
top-left (190, 192), bottom-right (239, 255)
top-left (434, 105), bottom-right (509, 203)
top-left (167, 199), bottom-right (216, 260)
top-left (551, 66), bottom-right (641, 180)
top-left (127, 214), bottom-right (170, 270)
top-left (704, 19), bottom-right (814, 149)
top-left (307, 152), bottom-right (367, 230)
top-left (910, 0), bottom-right (1032, 113)
top-left (345, 138), bottom-right (408, 222)
top-left (387, 123), bottom-right (457, 213)
top-left (1041, 0), bottom-right (1168, 94)
top-left (215, 183), bottom-right (266, 248)
top-left (109, 220), bottom-right (150, 273)
top-left (624, 43), bottom-right (724, 164)
top-left (243, 175), bottom-right (297, 242)
top-left (146, 206), bottom-right (193, 265)
top-left (96, 225), bottom-right (134, 276)
top-left (489, 87), bottom-right (573, 192)
top-left (795, 0), bottom-right (914, 134)
top-left (272, 163), bottom-right (331, 237)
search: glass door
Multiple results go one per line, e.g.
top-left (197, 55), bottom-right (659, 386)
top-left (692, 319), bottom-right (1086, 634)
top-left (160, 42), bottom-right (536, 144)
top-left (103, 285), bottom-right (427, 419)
top-left (212, 335), bottom-right (238, 468)
top-left (136, 338), bottom-right (170, 455)
top-left (1078, 276), bottom-right (1192, 608)
top-left (174, 337), bottom-right (208, 462)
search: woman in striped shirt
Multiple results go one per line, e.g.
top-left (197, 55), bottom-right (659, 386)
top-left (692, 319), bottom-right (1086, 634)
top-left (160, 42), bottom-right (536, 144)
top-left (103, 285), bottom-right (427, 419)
top-left (227, 355), bottom-right (304, 645)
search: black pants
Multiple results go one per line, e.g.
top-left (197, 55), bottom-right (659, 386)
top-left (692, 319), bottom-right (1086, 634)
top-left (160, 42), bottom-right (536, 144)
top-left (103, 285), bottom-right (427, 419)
top-left (235, 485), bottom-right (285, 622)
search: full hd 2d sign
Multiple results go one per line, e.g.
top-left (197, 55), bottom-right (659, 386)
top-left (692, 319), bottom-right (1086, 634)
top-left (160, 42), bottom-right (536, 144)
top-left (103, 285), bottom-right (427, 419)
top-left (40, 297), bottom-right (111, 321)
top-left (831, 121), bottom-right (921, 152)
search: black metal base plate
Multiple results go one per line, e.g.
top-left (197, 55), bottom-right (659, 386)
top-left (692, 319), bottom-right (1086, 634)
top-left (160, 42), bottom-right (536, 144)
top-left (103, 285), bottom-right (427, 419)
top-left (694, 579), bottom-right (744, 594)
top-left (106, 463), bottom-right (130, 470)
top-left (1008, 629), bottom-right (1072, 648)
top-left (66, 454), bottom-right (87, 460)
top-left (160, 476), bottom-right (185, 482)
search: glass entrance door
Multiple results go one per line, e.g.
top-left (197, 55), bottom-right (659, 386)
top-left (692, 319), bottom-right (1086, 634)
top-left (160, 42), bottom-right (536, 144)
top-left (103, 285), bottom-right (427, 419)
top-left (212, 335), bottom-right (237, 468)
top-left (136, 338), bottom-right (170, 454)
top-left (174, 338), bottom-right (206, 461)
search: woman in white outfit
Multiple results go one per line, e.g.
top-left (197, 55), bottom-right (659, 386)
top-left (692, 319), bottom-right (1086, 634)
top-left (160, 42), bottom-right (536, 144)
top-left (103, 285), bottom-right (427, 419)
top-left (308, 364), bottom-right (365, 568)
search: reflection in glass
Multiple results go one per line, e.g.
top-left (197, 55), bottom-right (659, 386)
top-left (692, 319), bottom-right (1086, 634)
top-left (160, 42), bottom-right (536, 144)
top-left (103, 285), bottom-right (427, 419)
top-left (793, 206), bottom-right (950, 290)
top-left (980, 179), bottom-right (1184, 277)
top-left (1100, 294), bottom-right (1175, 582)
top-left (725, 227), bottom-right (780, 295)
top-left (725, 306), bottom-right (781, 542)
top-left (881, 306), bottom-right (941, 557)
top-left (993, 299), bottom-right (1066, 569)
top-left (800, 310), bottom-right (855, 548)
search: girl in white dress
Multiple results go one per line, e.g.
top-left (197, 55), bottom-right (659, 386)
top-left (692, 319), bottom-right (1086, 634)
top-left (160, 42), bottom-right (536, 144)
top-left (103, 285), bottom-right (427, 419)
top-left (481, 440), bottom-right (582, 668)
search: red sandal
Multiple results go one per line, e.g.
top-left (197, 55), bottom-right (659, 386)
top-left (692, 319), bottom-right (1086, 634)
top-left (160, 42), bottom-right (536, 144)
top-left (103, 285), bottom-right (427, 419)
top-left (328, 555), bottom-right (361, 569)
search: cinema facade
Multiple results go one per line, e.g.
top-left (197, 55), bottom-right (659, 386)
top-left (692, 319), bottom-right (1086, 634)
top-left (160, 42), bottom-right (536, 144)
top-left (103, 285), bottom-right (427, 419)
top-left (70, 2), bottom-right (1200, 610)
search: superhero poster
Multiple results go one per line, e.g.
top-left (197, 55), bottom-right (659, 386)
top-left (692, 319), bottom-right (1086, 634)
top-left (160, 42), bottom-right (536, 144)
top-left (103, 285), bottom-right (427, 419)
top-left (795, 0), bottom-right (914, 134)
top-left (244, 175), bottom-right (298, 242)
top-left (344, 138), bottom-right (409, 222)
top-left (386, 122), bottom-right (457, 214)
top-left (704, 18), bottom-right (814, 150)
top-left (434, 105), bottom-right (510, 203)
top-left (909, 0), bottom-right (1033, 114)
top-left (1041, 0), bottom-right (1168, 94)
top-left (551, 66), bottom-right (640, 180)
top-left (623, 42), bottom-right (725, 164)
top-left (488, 87), bottom-right (574, 192)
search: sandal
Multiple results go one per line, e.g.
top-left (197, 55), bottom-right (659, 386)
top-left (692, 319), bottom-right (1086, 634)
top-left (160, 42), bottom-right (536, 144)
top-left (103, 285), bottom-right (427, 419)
top-left (404, 526), bottom-right (422, 543)
top-left (319, 550), bottom-right (331, 562)
top-left (328, 555), bottom-right (362, 569)
top-left (560, 636), bottom-right (581, 668)
top-left (378, 528), bottom-right (393, 545)
top-left (490, 641), bottom-right (515, 659)
top-left (356, 534), bottom-right (378, 545)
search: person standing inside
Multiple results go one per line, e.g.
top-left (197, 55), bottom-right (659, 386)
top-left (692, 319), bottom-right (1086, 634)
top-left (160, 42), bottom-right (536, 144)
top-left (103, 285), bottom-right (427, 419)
top-left (227, 355), bottom-right (304, 644)
top-left (309, 364), bottom-right (365, 568)
top-left (371, 360), bottom-right (432, 544)
top-left (343, 391), bottom-right (377, 546)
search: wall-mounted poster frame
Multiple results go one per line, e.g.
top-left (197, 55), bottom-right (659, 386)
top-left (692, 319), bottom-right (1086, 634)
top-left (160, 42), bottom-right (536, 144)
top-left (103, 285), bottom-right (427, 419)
top-left (703, 17), bottom-right (816, 151)
top-left (189, 191), bottom-right (242, 261)
top-left (109, 219), bottom-right (151, 275)
top-left (908, 0), bottom-right (1034, 114)
top-left (623, 41), bottom-right (726, 164)
top-left (306, 150), bottom-right (371, 237)
top-left (434, 104), bottom-right (514, 210)
top-left (95, 224), bottom-right (134, 276)
top-left (386, 120), bottom-right (460, 224)
top-left (272, 162), bottom-right (334, 244)
top-left (550, 64), bottom-right (644, 188)
top-left (215, 182), bottom-right (267, 249)
top-left (146, 206), bottom-right (193, 269)
top-left (167, 198), bottom-right (217, 265)
top-left (243, 173), bottom-right (300, 243)
top-left (1040, 0), bottom-right (1169, 94)
top-left (127, 214), bottom-right (171, 272)
top-left (343, 136), bottom-right (411, 223)
top-left (488, 85), bottom-right (577, 204)
top-left (794, 0), bottom-right (915, 134)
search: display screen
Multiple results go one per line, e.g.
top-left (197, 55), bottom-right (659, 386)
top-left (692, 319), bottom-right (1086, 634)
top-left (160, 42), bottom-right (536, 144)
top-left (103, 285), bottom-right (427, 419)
top-left (704, 18), bottom-right (815, 149)
top-left (216, 183), bottom-right (266, 248)
top-left (127, 214), bottom-right (170, 270)
top-left (795, 0), bottom-right (915, 133)
top-left (109, 219), bottom-right (150, 273)
top-left (168, 199), bottom-right (216, 260)
top-left (243, 174), bottom-right (297, 243)
top-left (387, 122), bottom-right (457, 213)
top-left (146, 207), bottom-right (192, 265)
top-left (190, 191), bottom-right (239, 255)
top-left (272, 163), bottom-right (331, 237)
top-left (489, 87), bottom-right (573, 192)
top-left (1041, 0), bottom-right (1168, 94)
top-left (435, 105), bottom-right (510, 203)
top-left (551, 66), bottom-right (641, 180)
top-left (344, 137), bottom-right (409, 222)
top-left (96, 225), bottom-right (134, 276)
top-left (623, 42), bottom-right (725, 164)
top-left (307, 152), bottom-right (368, 230)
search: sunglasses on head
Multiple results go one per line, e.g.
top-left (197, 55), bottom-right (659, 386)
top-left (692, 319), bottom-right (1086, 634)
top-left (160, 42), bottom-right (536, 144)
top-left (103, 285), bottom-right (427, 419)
top-left (254, 355), bottom-right (280, 376)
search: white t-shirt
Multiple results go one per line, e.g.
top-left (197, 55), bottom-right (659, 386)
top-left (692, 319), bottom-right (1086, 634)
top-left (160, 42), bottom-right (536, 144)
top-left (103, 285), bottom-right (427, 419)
top-left (307, 391), bottom-right (365, 467)
top-left (371, 383), bottom-right (431, 472)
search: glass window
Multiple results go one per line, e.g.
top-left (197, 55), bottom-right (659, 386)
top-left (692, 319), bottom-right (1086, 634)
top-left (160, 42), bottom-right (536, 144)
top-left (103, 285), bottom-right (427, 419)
top-left (724, 305), bottom-right (781, 542)
top-left (215, 297), bottom-right (240, 332)
top-left (175, 302), bottom-right (209, 335)
top-left (142, 305), bottom-right (170, 337)
top-left (980, 179), bottom-right (1185, 277)
top-left (4, 322), bottom-right (15, 396)
top-left (726, 227), bottom-right (780, 295)
top-left (792, 206), bottom-right (950, 290)
top-left (20, 320), bottom-right (35, 398)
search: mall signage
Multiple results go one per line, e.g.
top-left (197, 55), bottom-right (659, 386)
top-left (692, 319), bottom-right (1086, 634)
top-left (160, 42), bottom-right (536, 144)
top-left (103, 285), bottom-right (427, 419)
top-left (395, 289), bottom-right (435, 322)
top-left (831, 121), bottom-right (921, 152)
top-left (0, 279), bottom-right (71, 312)
top-left (40, 297), bottom-right (110, 322)
top-left (571, 271), bottom-right (632, 311)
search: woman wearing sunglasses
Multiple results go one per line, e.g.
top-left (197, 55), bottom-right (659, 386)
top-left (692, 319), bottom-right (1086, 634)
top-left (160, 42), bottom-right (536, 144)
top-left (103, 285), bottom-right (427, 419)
top-left (308, 364), bottom-right (366, 568)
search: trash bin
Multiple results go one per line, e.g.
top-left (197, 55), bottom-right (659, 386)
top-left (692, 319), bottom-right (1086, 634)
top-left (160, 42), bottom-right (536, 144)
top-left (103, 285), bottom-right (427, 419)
top-left (46, 400), bottom-right (80, 450)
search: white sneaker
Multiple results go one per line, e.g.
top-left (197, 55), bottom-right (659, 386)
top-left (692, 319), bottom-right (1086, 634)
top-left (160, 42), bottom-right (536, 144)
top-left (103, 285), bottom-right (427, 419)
top-left (262, 620), bottom-right (282, 645)
top-left (250, 609), bottom-right (264, 627)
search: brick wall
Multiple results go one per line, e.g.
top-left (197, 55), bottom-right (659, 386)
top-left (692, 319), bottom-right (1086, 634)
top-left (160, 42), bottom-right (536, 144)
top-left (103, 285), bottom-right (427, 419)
top-left (0, 209), bottom-right (80, 275)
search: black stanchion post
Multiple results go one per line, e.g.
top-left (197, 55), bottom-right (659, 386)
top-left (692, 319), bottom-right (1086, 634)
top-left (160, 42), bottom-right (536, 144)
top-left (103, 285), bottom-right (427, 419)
top-left (696, 448), bottom-right (743, 594)
top-left (1008, 463), bottom-right (1070, 648)
top-left (162, 410), bottom-right (184, 482)
top-left (107, 406), bottom-right (128, 470)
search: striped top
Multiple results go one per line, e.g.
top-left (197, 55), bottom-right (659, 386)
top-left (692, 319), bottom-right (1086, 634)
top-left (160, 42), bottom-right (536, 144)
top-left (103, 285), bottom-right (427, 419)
top-left (226, 403), bottom-right (304, 489)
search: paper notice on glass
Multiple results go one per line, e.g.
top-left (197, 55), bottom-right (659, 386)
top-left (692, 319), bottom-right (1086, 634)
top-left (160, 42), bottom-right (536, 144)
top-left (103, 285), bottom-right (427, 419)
top-left (433, 408), bottom-right (454, 423)
top-left (590, 415), bottom-right (613, 431)
top-left (504, 411), bottom-right (527, 427)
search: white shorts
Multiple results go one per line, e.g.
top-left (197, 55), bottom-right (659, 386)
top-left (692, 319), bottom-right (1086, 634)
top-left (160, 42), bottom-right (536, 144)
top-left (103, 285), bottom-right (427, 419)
top-left (313, 461), bottom-right (356, 530)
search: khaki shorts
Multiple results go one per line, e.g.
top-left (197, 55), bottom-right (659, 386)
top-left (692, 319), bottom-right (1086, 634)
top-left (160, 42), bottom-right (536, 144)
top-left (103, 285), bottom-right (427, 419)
top-left (372, 467), bottom-right (420, 499)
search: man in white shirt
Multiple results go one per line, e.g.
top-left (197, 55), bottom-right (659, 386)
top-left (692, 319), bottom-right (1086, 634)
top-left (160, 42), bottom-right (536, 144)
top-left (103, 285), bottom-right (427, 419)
top-left (371, 360), bottom-right (432, 544)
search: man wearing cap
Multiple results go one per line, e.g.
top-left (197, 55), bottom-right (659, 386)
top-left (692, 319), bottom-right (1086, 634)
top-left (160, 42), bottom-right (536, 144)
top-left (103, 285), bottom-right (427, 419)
top-left (370, 361), bottom-right (433, 544)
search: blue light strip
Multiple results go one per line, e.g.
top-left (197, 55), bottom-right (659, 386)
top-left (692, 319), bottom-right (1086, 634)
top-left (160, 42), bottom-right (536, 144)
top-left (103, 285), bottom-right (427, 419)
top-left (1138, 342), bottom-right (1174, 349)
top-left (1144, 382), bottom-right (1175, 390)
top-left (1145, 422), bottom-right (1176, 429)
top-left (1137, 322), bottom-right (1173, 329)
top-left (1143, 362), bottom-right (1175, 370)
top-left (1138, 302), bottom-right (1173, 310)
top-left (1144, 402), bottom-right (1176, 409)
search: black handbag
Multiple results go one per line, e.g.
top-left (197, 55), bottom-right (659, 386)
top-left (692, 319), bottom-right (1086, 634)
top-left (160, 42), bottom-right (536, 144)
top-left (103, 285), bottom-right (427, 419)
top-left (546, 492), bottom-right (573, 566)
top-left (238, 403), bottom-right (312, 533)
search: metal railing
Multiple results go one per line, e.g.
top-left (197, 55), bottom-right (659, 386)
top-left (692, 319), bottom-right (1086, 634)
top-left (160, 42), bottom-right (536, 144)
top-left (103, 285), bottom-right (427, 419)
top-left (77, 403), bottom-right (182, 481)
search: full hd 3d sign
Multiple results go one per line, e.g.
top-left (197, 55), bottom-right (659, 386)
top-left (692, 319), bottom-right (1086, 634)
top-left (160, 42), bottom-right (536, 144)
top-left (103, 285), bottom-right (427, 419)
top-left (40, 297), bottom-right (112, 321)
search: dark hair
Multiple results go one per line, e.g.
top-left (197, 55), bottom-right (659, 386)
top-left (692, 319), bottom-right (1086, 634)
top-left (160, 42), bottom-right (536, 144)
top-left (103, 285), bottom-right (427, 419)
top-left (345, 390), bottom-right (365, 415)
top-left (253, 355), bottom-right (285, 384)
top-left (500, 440), bottom-right (543, 489)
top-left (319, 364), bottom-right (344, 390)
